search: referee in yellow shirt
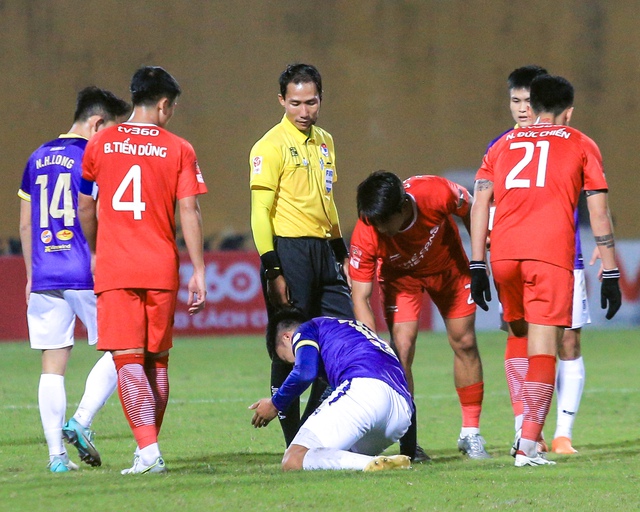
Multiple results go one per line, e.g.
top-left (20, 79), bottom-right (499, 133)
top-left (249, 64), bottom-right (354, 446)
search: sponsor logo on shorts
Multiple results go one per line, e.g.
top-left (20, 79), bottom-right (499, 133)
top-left (41, 230), bottom-right (52, 243)
top-left (56, 229), bottom-right (74, 241)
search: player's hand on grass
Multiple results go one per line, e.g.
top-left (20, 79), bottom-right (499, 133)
top-left (249, 399), bottom-right (278, 428)
top-left (470, 260), bottom-right (491, 311)
top-left (601, 268), bottom-right (622, 320)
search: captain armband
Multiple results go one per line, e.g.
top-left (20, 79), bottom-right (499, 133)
top-left (79, 178), bottom-right (98, 199)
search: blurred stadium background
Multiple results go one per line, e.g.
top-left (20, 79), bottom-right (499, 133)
top-left (1, 0), bottom-right (638, 338)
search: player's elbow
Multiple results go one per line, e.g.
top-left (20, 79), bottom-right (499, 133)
top-left (296, 369), bottom-right (317, 387)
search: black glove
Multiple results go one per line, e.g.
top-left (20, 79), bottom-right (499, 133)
top-left (470, 260), bottom-right (491, 311)
top-left (601, 268), bottom-right (622, 320)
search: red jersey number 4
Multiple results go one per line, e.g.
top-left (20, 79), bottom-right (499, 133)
top-left (112, 164), bottom-right (146, 220)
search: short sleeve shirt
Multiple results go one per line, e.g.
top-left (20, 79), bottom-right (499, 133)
top-left (249, 115), bottom-right (338, 238)
top-left (349, 175), bottom-right (470, 282)
top-left (477, 124), bottom-right (607, 271)
top-left (18, 134), bottom-right (93, 291)
top-left (82, 123), bottom-right (207, 293)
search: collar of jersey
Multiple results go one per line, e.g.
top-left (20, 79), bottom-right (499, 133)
top-left (59, 132), bottom-right (88, 140)
top-left (280, 114), bottom-right (316, 145)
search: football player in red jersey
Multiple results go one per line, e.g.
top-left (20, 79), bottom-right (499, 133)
top-left (350, 171), bottom-right (490, 461)
top-left (79, 66), bottom-right (207, 474)
top-left (470, 74), bottom-right (621, 467)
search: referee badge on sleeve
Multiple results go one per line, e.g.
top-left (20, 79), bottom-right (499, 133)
top-left (253, 156), bottom-right (263, 174)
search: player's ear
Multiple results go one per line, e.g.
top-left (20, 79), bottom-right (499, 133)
top-left (88, 115), bottom-right (105, 136)
top-left (158, 97), bottom-right (171, 114)
top-left (564, 107), bottom-right (574, 126)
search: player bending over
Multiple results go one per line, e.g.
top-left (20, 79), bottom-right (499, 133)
top-left (250, 308), bottom-right (413, 472)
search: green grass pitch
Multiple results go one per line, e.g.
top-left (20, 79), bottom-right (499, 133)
top-left (0, 329), bottom-right (639, 511)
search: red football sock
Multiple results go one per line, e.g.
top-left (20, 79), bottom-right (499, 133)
top-left (145, 354), bottom-right (169, 435)
top-left (504, 335), bottom-right (528, 417)
top-left (456, 381), bottom-right (484, 428)
top-left (521, 354), bottom-right (556, 446)
top-left (113, 353), bottom-right (157, 449)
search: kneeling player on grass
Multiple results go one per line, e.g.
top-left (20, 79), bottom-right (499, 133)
top-left (249, 308), bottom-right (413, 472)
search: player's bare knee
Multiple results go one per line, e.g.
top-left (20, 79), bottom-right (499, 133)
top-left (450, 332), bottom-right (478, 355)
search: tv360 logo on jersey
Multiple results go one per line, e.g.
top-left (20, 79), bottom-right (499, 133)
top-left (178, 262), bottom-right (261, 303)
top-left (117, 125), bottom-right (160, 136)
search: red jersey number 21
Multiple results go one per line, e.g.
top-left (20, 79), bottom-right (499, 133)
top-left (112, 164), bottom-right (146, 220)
top-left (505, 141), bottom-right (549, 189)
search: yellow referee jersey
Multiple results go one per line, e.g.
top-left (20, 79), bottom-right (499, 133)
top-left (250, 115), bottom-right (340, 239)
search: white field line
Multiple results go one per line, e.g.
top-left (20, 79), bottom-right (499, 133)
top-left (2, 388), bottom-right (638, 410)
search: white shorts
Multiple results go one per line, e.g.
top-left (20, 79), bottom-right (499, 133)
top-left (498, 268), bottom-right (591, 331)
top-left (570, 268), bottom-right (591, 330)
top-left (291, 378), bottom-right (412, 456)
top-left (27, 290), bottom-right (97, 350)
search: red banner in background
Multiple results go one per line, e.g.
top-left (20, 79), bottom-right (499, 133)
top-left (174, 251), bottom-right (432, 337)
top-left (1, 257), bottom-right (29, 340)
top-left (0, 251), bottom-right (432, 340)
top-left (175, 252), bottom-right (268, 336)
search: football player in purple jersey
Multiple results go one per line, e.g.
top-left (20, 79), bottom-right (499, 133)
top-left (250, 308), bottom-right (412, 472)
top-left (18, 87), bottom-right (129, 472)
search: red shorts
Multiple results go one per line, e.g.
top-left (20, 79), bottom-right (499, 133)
top-left (96, 289), bottom-right (177, 353)
top-left (491, 259), bottom-right (573, 327)
top-left (380, 267), bottom-right (475, 324)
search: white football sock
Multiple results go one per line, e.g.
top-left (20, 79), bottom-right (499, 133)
top-left (73, 352), bottom-right (117, 427)
top-left (302, 448), bottom-right (373, 470)
top-left (139, 443), bottom-right (162, 466)
top-left (514, 414), bottom-right (523, 433)
top-left (554, 357), bottom-right (585, 439)
top-left (39, 373), bottom-right (67, 457)
top-left (460, 427), bottom-right (480, 437)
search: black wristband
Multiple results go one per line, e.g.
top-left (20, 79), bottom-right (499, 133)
top-left (264, 267), bottom-right (282, 280)
top-left (329, 238), bottom-right (349, 261)
top-left (469, 260), bottom-right (487, 271)
top-left (602, 268), bottom-right (620, 279)
top-left (260, 250), bottom-right (281, 271)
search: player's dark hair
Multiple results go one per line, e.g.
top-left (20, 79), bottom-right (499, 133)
top-left (357, 171), bottom-right (407, 226)
top-left (530, 75), bottom-right (574, 116)
top-left (279, 63), bottom-right (323, 101)
top-left (130, 66), bottom-right (181, 107)
top-left (265, 307), bottom-right (308, 361)
top-left (73, 86), bottom-right (130, 123)
top-left (507, 65), bottom-right (548, 91)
